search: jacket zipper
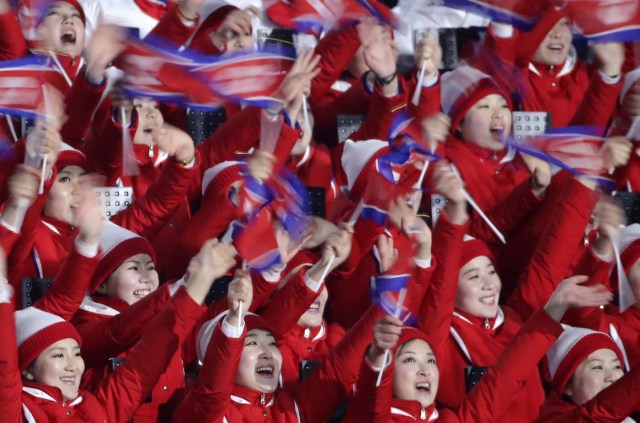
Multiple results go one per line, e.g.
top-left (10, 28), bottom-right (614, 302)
top-left (420, 407), bottom-right (426, 420)
top-left (483, 319), bottom-right (490, 329)
top-left (148, 144), bottom-right (154, 158)
top-left (304, 328), bottom-right (310, 338)
top-left (260, 393), bottom-right (266, 405)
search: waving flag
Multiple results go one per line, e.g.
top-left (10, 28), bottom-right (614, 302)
top-left (442, 0), bottom-right (550, 29)
top-left (0, 57), bottom-right (59, 119)
top-left (565, 0), bottom-right (640, 42)
top-left (193, 50), bottom-right (295, 109)
top-left (508, 126), bottom-right (606, 176)
top-left (267, 0), bottom-right (400, 35)
top-left (231, 166), bottom-right (310, 270)
top-left (119, 38), bottom-right (220, 107)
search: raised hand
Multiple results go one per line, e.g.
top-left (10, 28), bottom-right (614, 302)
top-left (544, 275), bottom-right (613, 322)
top-left (72, 176), bottom-right (103, 246)
top-left (246, 149), bottom-right (276, 183)
top-left (367, 314), bottom-right (403, 367)
top-left (377, 234), bottom-right (398, 274)
top-left (601, 136), bottom-right (633, 170)
top-left (186, 239), bottom-right (237, 304)
top-left (415, 32), bottom-right (442, 79)
top-left (520, 153), bottom-right (551, 198)
top-left (433, 164), bottom-right (466, 224)
top-left (403, 216), bottom-right (432, 262)
top-left (151, 125), bottom-right (196, 165)
top-left (0, 165), bottom-right (40, 231)
top-left (592, 42), bottom-right (625, 78)
top-left (306, 228), bottom-right (353, 282)
top-left (226, 269), bottom-right (252, 327)
top-left (590, 197), bottom-right (626, 259)
top-left (85, 25), bottom-right (127, 83)
top-left (274, 49), bottom-right (321, 124)
top-left (421, 113), bottom-right (450, 151)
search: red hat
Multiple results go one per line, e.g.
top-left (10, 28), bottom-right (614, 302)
top-left (201, 161), bottom-right (243, 200)
top-left (440, 66), bottom-right (511, 135)
top-left (189, 5), bottom-right (240, 55)
top-left (90, 221), bottom-right (156, 292)
top-left (31, 0), bottom-right (86, 26)
top-left (197, 311), bottom-right (274, 362)
top-left (393, 326), bottom-right (432, 355)
top-left (15, 306), bottom-right (82, 371)
top-left (514, 6), bottom-right (567, 67)
top-left (460, 236), bottom-right (494, 268)
top-left (547, 325), bottom-right (624, 395)
top-left (55, 142), bottom-right (90, 172)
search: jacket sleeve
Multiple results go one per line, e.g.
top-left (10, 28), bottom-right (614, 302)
top-left (570, 71), bottom-right (623, 130)
top-left (0, 10), bottom-right (28, 61)
top-left (347, 75), bottom-right (409, 142)
top-left (508, 178), bottom-right (597, 321)
top-left (342, 355), bottom-right (393, 423)
top-left (0, 293), bottom-right (23, 422)
top-left (417, 213), bottom-right (468, 360)
top-left (196, 106), bottom-right (263, 171)
top-left (296, 304), bottom-right (384, 423)
top-left (60, 70), bottom-right (107, 148)
top-left (468, 178), bottom-right (541, 248)
top-left (308, 26), bottom-right (361, 106)
top-left (33, 243), bottom-right (99, 320)
top-left (109, 152), bottom-right (200, 239)
top-left (0, 224), bottom-right (19, 258)
top-left (145, 3), bottom-right (198, 49)
top-left (74, 284), bottom-right (173, 369)
top-left (173, 321), bottom-right (244, 422)
top-left (259, 265), bottom-right (319, 339)
top-left (456, 310), bottom-right (563, 422)
top-left (95, 287), bottom-right (205, 423)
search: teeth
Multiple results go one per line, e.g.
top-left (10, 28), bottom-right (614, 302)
top-left (309, 303), bottom-right (319, 310)
top-left (133, 289), bottom-right (150, 298)
top-left (60, 377), bottom-right (75, 383)
top-left (480, 296), bottom-right (494, 304)
top-left (415, 382), bottom-right (430, 390)
top-left (256, 366), bottom-right (274, 375)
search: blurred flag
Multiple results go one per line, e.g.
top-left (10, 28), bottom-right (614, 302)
top-left (119, 38), bottom-right (221, 107)
top-left (193, 50), bottom-right (295, 109)
top-left (12, 0), bottom-right (51, 42)
top-left (565, 0), bottom-right (640, 42)
top-left (267, 0), bottom-right (400, 35)
top-left (372, 241), bottom-right (417, 323)
top-left (442, 0), bottom-right (550, 29)
top-left (508, 126), bottom-right (605, 176)
top-left (0, 57), bottom-right (58, 119)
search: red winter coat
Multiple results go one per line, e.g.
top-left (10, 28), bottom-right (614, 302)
top-left (344, 310), bottom-right (563, 422)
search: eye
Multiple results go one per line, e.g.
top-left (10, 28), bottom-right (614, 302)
top-left (134, 104), bottom-right (143, 109)
top-left (488, 269), bottom-right (497, 276)
top-left (428, 358), bottom-right (436, 364)
top-left (58, 176), bottom-right (71, 183)
top-left (46, 10), bottom-right (60, 18)
top-left (127, 266), bottom-right (139, 271)
top-left (591, 365), bottom-right (603, 370)
top-left (75, 351), bottom-right (82, 357)
top-left (468, 274), bottom-right (479, 280)
top-left (477, 104), bottom-right (489, 109)
top-left (402, 357), bottom-right (416, 364)
top-left (53, 353), bottom-right (64, 358)
top-left (147, 265), bottom-right (156, 271)
top-left (72, 13), bottom-right (81, 19)
top-left (245, 341), bottom-right (257, 347)
top-left (614, 364), bottom-right (622, 370)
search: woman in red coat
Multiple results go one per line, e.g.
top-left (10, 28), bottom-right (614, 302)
top-left (342, 276), bottom-right (609, 422)
top-left (537, 325), bottom-right (640, 422)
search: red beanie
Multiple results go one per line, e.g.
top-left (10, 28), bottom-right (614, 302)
top-left (440, 66), bottom-right (512, 135)
top-left (201, 161), bottom-right (243, 200)
top-left (460, 237), bottom-right (494, 268)
top-left (393, 326), bottom-right (432, 355)
top-left (15, 307), bottom-right (82, 371)
top-left (90, 221), bottom-right (156, 292)
top-left (197, 311), bottom-right (274, 362)
top-left (30, 0), bottom-right (86, 26)
top-left (55, 142), bottom-right (90, 172)
top-left (547, 325), bottom-right (624, 395)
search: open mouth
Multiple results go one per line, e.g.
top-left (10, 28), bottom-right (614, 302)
top-left (547, 44), bottom-right (564, 52)
top-left (308, 301), bottom-right (320, 313)
top-left (415, 382), bottom-right (431, 392)
top-left (256, 366), bottom-right (274, 378)
top-left (133, 289), bottom-right (150, 299)
top-left (143, 126), bottom-right (153, 134)
top-left (480, 295), bottom-right (495, 305)
top-left (60, 30), bottom-right (76, 45)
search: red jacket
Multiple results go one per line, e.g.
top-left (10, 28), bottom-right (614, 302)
top-left (479, 12), bottom-right (622, 129)
top-left (536, 369), bottom-right (640, 422)
top-left (73, 284), bottom-right (198, 423)
top-left (0, 287), bottom-right (205, 422)
top-left (418, 214), bottom-right (546, 423)
top-left (344, 310), bottom-right (563, 422)
top-left (174, 305), bottom-right (384, 423)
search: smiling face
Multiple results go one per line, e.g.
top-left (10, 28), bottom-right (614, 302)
top-left (393, 339), bottom-right (439, 408)
top-left (565, 348), bottom-right (623, 405)
top-left (43, 165), bottom-right (86, 225)
top-left (235, 329), bottom-right (283, 393)
top-left (459, 94), bottom-right (511, 150)
top-left (36, 2), bottom-right (84, 56)
top-left (532, 17), bottom-right (573, 66)
top-left (99, 254), bottom-right (159, 305)
top-left (132, 98), bottom-right (163, 146)
top-left (297, 286), bottom-right (328, 328)
top-left (455, 256), bottom-right (501, 319)
top-left (28, 338), bottom-right (84, 402)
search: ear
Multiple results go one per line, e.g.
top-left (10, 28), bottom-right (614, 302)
top-left (22, 370), bottom-right (35, 381)
top-left (563, 382), bottom-right (573, 397)
top-left (97, 283), bottom-right (107, 295)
